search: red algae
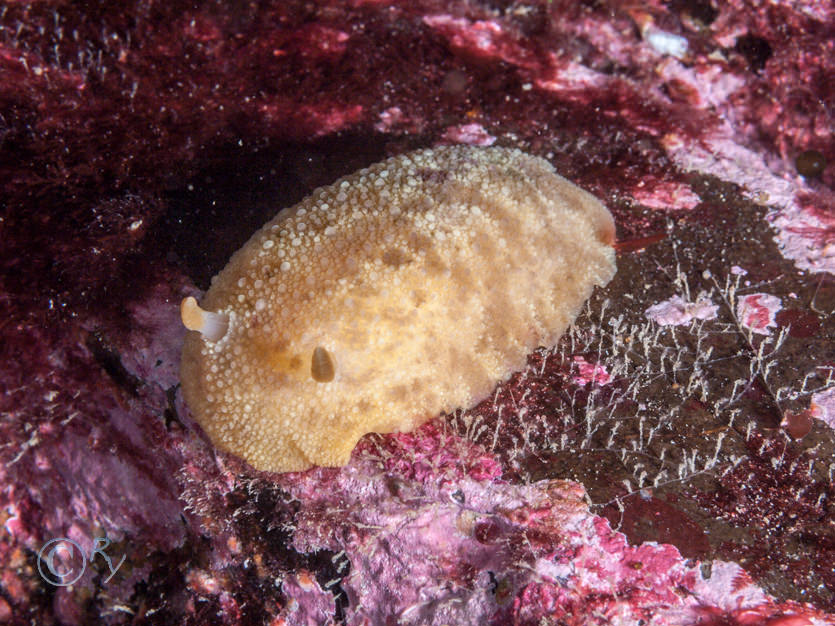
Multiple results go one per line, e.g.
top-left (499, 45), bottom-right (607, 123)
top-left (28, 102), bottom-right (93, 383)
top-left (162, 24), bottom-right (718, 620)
top-left (693, 431), bottom-right (835, 610)
top-left (602, 494), bottom-right (711, 560)
top-left (270, 426), bottom-right (829, 624)
top-left (1, 0), bottom-right (833, 622)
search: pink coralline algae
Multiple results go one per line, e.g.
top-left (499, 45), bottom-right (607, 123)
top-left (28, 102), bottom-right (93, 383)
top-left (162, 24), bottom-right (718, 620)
top-left (769, 196), bottom-right (835, 275)
top-left (737, 293), bottom-right (782, 335)
top-left (631, 179), bottom-right (701, 211)
top-left (1, 0), bottom-right (834, 623)
top-left (646, 294), bottom-right (719, 326)
top-left (571, 356), bottom-right (612, 387)
top-left (272, 424), bottom-right (831, 625)
top-left (421, 15), bottom-right (540, 73)
top-left (811, 387), bottom-right (835, 431)
top-left (441, 122), bottom-right (497, 146)
top-left (278, 571), bottom-right (337, 625)
top-left (678, 139), bottom-right (834, 274)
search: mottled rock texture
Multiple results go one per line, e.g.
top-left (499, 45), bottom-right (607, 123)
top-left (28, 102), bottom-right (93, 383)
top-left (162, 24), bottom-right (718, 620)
top-left (0, 0), bottom-right (832, 623)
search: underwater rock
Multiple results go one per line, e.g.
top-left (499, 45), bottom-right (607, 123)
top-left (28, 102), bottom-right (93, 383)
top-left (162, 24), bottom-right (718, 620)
top-left (0, 0), bottom-right (832, 622)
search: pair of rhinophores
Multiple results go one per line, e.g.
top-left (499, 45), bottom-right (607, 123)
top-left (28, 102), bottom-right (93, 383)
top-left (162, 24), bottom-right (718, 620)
top-left (180, 145), bottom-right (617, 473)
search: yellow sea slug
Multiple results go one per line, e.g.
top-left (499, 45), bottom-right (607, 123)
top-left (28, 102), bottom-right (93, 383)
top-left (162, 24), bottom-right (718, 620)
top-left (180, 145), bottom-right (616, 473)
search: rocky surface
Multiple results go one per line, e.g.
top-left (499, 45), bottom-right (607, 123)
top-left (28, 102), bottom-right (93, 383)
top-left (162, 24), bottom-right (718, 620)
top-left (1, 1), bottom-right (833, 624)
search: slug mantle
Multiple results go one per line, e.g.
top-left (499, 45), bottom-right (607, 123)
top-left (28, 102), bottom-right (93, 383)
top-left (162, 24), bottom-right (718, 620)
top-left (180, 145), bottom-right (616, 473)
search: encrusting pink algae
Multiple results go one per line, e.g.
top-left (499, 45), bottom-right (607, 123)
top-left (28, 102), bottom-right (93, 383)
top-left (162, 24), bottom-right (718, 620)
top-left (0, 0), bottom-right (832, 623)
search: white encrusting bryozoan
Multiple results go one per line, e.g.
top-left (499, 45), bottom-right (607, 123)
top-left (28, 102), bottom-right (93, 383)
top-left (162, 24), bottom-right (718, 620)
top-left (180, 145), bottom-right (617, 473)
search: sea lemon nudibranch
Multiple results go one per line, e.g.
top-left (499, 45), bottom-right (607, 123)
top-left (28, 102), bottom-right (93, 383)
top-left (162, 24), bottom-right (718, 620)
top-left (179, 145), bottom-right (617, 473)
top-left (180, 296), bottom-right (229, 343)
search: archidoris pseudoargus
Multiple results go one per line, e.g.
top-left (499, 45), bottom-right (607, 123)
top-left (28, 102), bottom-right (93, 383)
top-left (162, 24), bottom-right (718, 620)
top-left (180, 146), bottom-right (616, 473)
